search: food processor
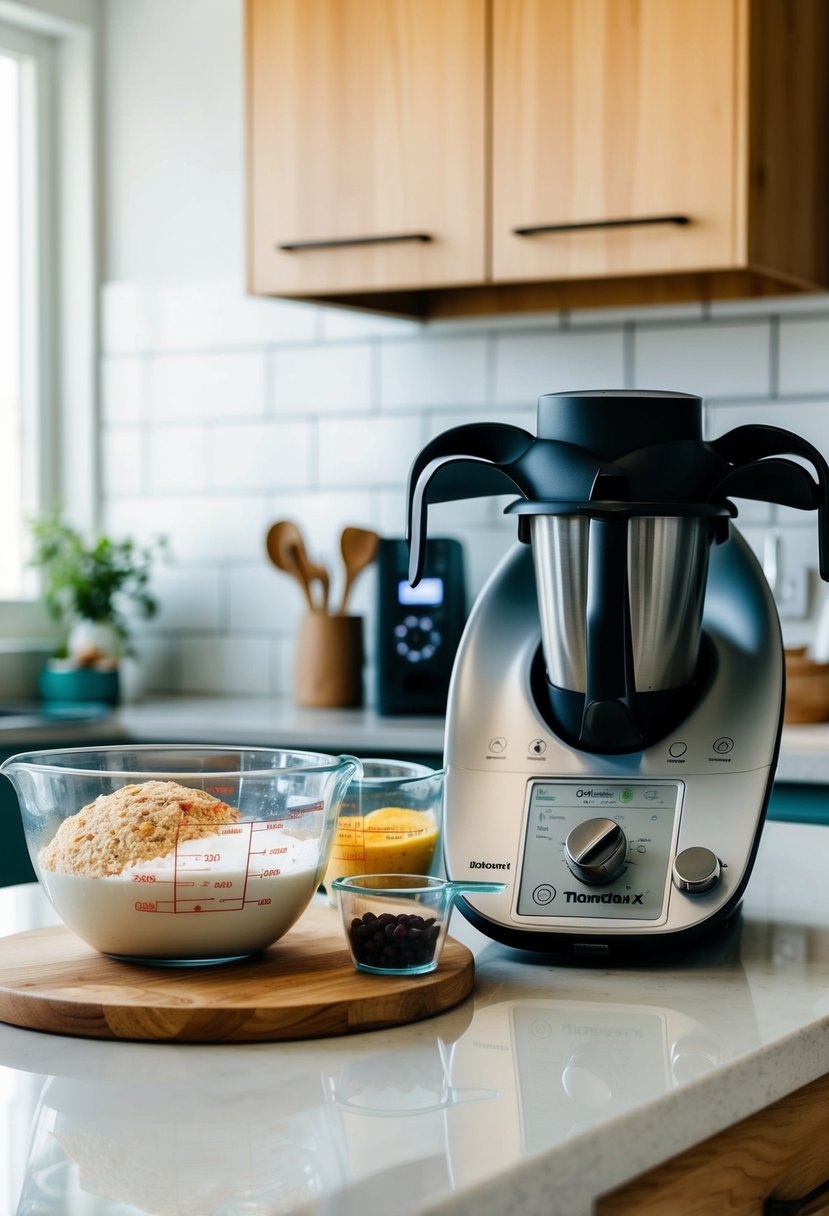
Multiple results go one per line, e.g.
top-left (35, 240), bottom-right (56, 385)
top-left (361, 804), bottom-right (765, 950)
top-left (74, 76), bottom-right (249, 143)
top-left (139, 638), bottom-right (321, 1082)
top-left (406, 390), bottom-right (829, 955)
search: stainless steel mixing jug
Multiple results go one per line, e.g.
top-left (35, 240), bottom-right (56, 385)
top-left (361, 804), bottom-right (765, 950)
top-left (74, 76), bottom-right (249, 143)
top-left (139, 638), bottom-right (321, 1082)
top-left (531, 513), bottom-right (711, 694)
top-left (406, 389), bottom-right (829, 753)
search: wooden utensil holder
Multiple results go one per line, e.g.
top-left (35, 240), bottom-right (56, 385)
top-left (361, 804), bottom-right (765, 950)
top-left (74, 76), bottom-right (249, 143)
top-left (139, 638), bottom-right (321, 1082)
top-left (784, 646), bottom-right (829, 724)
top-left (294, 613), bottom-right (364, 708)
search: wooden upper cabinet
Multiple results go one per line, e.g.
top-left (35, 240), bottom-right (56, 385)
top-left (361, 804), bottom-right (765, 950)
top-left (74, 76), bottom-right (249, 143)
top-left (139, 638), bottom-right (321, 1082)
top-left (492, 0), bottom-right (740, 283)
top-left (246, 0), bottom-right (487, 297)
top-left (246, 0), bottom-right (829, 317)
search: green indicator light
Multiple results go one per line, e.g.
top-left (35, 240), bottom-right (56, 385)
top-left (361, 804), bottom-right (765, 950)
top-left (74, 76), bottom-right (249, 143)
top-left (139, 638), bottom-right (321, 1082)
top-left (619, 788), bottom-right (634, 804)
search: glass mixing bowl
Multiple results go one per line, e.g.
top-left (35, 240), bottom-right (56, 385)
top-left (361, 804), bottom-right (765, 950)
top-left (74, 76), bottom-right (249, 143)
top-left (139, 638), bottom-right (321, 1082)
top-left (1, 745), bottom-right (360, 965)
top-left (321, 758), bottom-right (445, 898)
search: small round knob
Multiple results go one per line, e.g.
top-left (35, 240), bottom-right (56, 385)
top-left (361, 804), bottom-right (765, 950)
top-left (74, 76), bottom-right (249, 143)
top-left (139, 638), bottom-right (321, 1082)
top-left (672, 847), bottom-right (721, 894)
top-left (565, 817), bottom-right (628, 885)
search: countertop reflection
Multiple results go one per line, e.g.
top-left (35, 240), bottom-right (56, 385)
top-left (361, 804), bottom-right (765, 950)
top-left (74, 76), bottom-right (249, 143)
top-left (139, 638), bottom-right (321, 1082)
top-left (2, 822), bottom-right (829, 1216)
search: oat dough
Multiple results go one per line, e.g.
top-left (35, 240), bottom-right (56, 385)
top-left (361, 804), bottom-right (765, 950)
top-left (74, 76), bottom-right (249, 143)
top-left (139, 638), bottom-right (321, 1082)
top-left (39, 780), bottom-right (239, 878)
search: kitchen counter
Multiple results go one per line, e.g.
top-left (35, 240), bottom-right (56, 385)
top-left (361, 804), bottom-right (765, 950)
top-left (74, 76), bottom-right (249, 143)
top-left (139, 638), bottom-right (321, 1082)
top-left (116, 695), bottom-right (446, 758)
top-left (1, 692), bottom-right (826, 780)
top-left (114, 695), bottom-right (829, 780)
top-left (1, 819), bottom-right (829, 1216)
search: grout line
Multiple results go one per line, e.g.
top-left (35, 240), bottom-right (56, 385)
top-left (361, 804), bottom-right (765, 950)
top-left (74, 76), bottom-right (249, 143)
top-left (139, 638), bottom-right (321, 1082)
top-left (623, 323), bottom-right (636, 389)
top-left (769, 317), bottom-right (780, 398)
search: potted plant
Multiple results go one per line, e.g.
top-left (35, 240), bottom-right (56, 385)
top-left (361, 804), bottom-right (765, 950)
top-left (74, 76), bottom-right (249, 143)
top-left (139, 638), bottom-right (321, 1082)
top-left (29, 510), bottom-right (166, 704)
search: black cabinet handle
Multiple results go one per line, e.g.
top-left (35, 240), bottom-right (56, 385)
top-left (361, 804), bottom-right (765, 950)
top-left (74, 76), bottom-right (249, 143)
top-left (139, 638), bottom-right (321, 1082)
top-left (766, 1177), bottom-right (829, 1215)
top-left (512, 215), bottom-right (690, 236)
top-left (276, 232), bottom-right (433, 252)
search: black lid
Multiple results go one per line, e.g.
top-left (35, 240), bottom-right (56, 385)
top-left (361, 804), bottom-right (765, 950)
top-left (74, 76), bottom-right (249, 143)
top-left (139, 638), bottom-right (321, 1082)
top-left (537, 390), bottom-right (703, 459)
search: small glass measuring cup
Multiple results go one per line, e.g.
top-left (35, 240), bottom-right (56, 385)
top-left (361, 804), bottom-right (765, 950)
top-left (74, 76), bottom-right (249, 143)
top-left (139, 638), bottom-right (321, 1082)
top-left (1, 745), bottom-right (360, 964)
top-left (322, 759), bottom-right (445, 898)
top-left (332, 874), bottom-right (506, 975)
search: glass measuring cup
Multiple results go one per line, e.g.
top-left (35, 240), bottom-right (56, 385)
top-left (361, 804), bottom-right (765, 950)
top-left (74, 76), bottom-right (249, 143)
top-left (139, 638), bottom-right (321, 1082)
top-left (1, 745), bottom-right (360, 964)
top-left (322, 758), bottom-right (445, 899)
top-left (332, 874), bottom-right (506, 975)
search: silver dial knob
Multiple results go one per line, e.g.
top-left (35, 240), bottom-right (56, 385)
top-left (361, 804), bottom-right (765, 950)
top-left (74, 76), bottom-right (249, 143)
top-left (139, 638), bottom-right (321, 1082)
top-left (564, 817), bottom-right (628, 885)
top-left (672, 847), bottom-right (721, 894)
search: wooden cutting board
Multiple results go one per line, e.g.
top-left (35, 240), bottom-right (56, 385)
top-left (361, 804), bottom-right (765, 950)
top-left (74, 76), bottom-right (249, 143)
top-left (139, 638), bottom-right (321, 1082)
top-left (0, 905), bottom-right (474, 1043)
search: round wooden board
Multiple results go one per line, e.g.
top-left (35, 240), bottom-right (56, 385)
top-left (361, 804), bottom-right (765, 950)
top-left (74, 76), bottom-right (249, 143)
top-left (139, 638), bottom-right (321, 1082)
top-left (0, 905), bottom-right (474, 1043)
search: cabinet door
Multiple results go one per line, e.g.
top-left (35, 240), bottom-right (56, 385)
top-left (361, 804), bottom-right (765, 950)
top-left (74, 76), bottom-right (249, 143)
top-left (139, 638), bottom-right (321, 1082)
top-left (247, 0), bottom-right (486, 297)
top-left (492, 0), bottom-right (740, 283)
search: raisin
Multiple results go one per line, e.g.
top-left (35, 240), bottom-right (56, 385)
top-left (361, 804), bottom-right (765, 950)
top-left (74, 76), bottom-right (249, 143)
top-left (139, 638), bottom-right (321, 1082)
top-left (347, 909), bottom-right (441, 970)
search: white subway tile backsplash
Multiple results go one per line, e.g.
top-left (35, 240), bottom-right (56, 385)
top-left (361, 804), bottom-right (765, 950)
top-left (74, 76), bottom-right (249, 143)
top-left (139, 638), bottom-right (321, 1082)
top-left (148, 426), bottom-right (209, 493)
top-left (128, 637), bottom-right (175, 695)
top-left (151, 567), bottom-right (222, 632)
top-left (227, 563), bottom-right (304, 633)
top-left (99, 277), bottom-right (829, 697)
top-left (148, 352), bottom-right (267, 421)
top-left (428, 405), bottom-right (536, 438)
top-left (101, 283), bottom-right (147, 355)
top-left (101, 281), bottom-right (318, 354)
top-left (106, 494), bottom-right (272, 563)
top-left (272, 343), bottom-right (374, 414)
top-left (271, 635), bottom-right (296, 697)
top-left (208, 421), bottom-right (312, 490)
top-left (380, 337), bottom-right (488, 410)
top-left (101, 358), bottom-right (147, 424)
top-left (711, 399), bottom-right (829, 460)
top-left (145, 282), bottom-right (318, 351)
top-left (101, 429), bottom-right (144, 499)
top-left (779, 318), bottom-right (829, 395)
top-left (494, 329), bottom-right (626, 403)
top-left (319, 306), bottom-right (421, 341)
top-left (634, 321), bottom-right (771, 398)
top-left (178, 636), bottom-right (272, 695)
top-left (318, 414), bottom-right (425, 487)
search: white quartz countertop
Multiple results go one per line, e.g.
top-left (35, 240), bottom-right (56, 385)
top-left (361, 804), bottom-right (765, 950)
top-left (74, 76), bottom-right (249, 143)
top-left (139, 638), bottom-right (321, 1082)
top-left (115, 694), bottom-right (446, 757)
top-left (2, 694), bottom-right (828, 781)
top-left (2, 820), bottom-right (829, 1216)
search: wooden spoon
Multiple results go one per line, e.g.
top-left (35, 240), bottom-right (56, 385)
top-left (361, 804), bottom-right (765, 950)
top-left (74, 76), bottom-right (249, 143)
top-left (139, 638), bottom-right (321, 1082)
top-left (266, 521), bottom-right (315, 612)
top-left (339, 526), bottom-right (380, 614)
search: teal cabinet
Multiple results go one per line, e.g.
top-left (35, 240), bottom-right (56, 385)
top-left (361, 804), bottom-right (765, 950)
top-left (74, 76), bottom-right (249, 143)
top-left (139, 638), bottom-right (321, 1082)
top-left (767, 783), bottom-right (829, 826)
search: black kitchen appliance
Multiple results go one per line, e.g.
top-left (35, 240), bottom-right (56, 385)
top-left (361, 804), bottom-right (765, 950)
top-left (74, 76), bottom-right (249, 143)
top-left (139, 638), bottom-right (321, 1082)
top-left (405, 390), bottom-right (829, 955)
top-left (375, 537), bottom-right (466, 715)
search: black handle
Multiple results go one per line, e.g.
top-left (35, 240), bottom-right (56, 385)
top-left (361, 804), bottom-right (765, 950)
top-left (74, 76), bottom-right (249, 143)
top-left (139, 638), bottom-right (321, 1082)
top-left (710, 425), bottom-right (829, 581)
top-left (512, 215), bottom-right (690, 237)
top-left (765, 1175), bottom-right (829, 1214)
top-left (405, 423), bottom-right (534, 585)
top-left (277, 232), bottom-right (432, 252)
top-left (580, 517), bottom-right (641, 750)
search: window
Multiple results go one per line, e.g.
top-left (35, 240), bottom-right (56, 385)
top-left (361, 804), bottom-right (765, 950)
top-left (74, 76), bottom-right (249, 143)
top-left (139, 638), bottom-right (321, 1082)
top-left (0, 21), bottom-right (55, 602)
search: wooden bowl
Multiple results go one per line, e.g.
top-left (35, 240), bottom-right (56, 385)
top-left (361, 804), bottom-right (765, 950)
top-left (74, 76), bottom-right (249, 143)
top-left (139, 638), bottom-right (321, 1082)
top-left (784, 647), bottom-right (829, 724)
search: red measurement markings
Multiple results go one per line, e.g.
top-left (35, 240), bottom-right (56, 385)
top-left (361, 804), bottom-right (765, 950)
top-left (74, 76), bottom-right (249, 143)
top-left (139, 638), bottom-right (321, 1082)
top-left (281, 800), bottom-right (324, 820)
top-left (132, 873), bottom-right (156, 883)
top-left (239, 820), bottom-right (253, 909)
top-left (134, 901), bottom-right (157, 912)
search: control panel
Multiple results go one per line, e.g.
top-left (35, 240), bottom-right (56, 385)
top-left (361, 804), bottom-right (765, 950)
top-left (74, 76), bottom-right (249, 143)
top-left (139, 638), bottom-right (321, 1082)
top-left (516, 780), bottom-right (683, 921)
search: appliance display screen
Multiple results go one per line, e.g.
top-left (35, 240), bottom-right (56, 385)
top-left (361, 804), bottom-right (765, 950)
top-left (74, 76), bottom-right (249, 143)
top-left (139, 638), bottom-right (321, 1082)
top-left (398, 577), bottom-right (444, 606)
top-left (516, 779), bottom-right (681, 921)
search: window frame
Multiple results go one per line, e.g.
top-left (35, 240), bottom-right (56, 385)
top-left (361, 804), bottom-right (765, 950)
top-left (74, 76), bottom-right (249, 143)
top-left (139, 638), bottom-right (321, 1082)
top-left (0, 1), bottom-right (98, 646)
top-left (0, 18), bottom-right (58, 615)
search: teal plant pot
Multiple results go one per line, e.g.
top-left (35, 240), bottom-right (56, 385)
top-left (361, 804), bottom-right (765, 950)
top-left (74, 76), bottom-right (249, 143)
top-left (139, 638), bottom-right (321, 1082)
top-left (38, 665), bottom-right (120, 706)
